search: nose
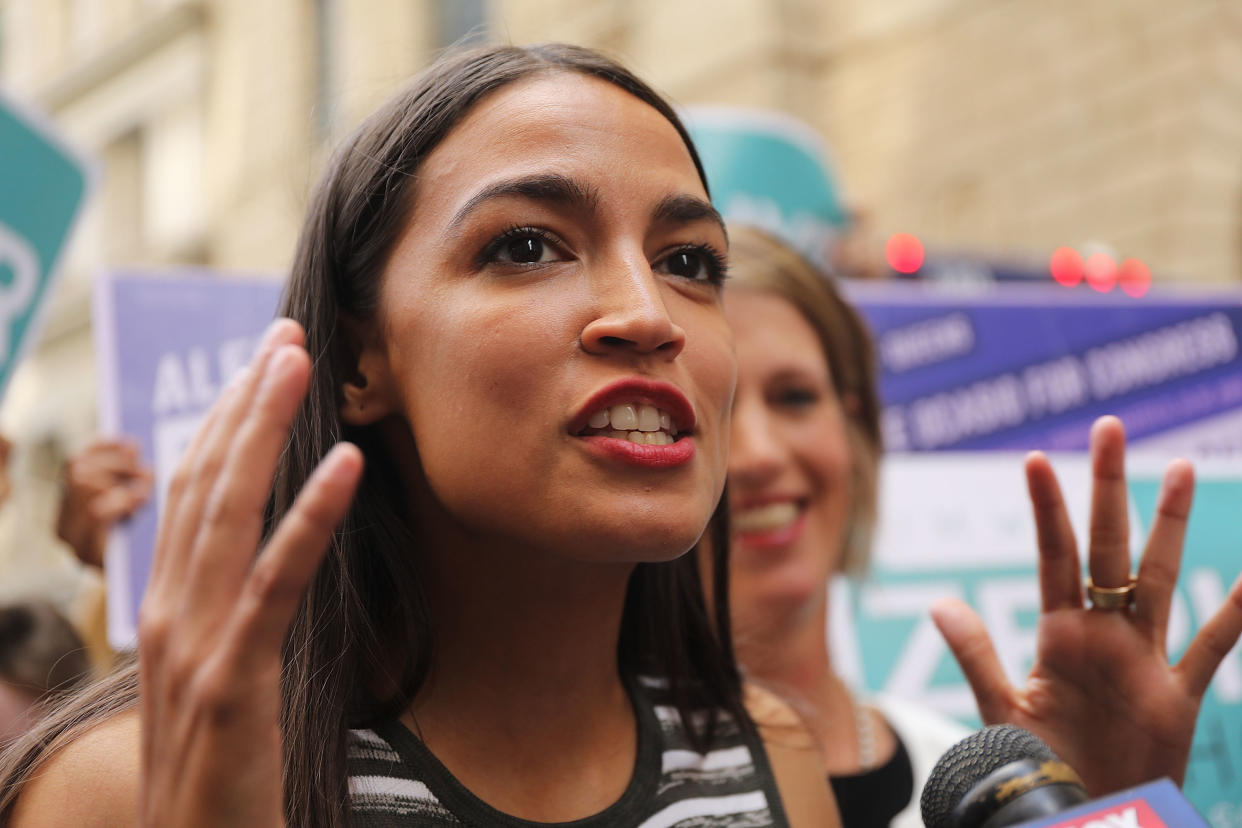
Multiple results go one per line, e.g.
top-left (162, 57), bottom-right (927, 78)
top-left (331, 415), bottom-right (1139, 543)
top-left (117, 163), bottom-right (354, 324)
top-left (728, 395), bottom-right (785, 489)
top-left (580, 255), bottom-right (686, 359)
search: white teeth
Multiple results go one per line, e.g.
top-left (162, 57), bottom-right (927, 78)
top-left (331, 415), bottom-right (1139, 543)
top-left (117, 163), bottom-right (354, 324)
top-left (637, 405), bottom-right (661, 432)
top-left (609, 430), bottom-right (629, 440)
top-left (733, 502), bottom-right (800, 533)
top-left (586, 403), bottom-right (679, 435)
top-left (625, 431), bottom-right (673, 446)
top-left (610, 403), bottom-right (638, 431)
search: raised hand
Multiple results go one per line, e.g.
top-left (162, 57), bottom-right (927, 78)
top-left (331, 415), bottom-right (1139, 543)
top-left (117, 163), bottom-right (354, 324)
top-left (57, 437), bottom-right (154, 568)
top-left (136, 319), bottom-right (362, 826)
top-left (932, 415), bottom-right (1242, 795)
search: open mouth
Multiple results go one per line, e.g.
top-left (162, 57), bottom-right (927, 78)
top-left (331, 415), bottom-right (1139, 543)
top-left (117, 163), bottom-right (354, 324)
top-left (575, 403), bottom-right (685, 446)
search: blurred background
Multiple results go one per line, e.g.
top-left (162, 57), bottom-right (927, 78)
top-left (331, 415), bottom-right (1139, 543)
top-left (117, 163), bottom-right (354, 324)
top-left (1, 0), bottom-right (1241, 687)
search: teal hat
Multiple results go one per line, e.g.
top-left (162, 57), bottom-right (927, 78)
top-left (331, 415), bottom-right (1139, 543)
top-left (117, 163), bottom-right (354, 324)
top-left (683, 106), bottom-right (846, 270)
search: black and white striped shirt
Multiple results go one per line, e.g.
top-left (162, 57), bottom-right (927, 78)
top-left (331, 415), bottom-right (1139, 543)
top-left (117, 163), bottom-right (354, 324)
top-left (347, 676), bottom-right (790, 827)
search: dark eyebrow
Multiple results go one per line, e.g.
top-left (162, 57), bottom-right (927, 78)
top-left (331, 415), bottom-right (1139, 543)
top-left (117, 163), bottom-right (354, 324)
top-left (652, 194), bottom-right (728, 242)
top-left (448, 173), bottom-right (600, 231)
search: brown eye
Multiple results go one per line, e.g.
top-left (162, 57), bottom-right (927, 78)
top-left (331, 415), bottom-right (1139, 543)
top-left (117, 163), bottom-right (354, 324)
top-left (665, 251), bottom-right (704, 280)
top-left (779, 389), bottom-right (818, 407)
top-left (506, 236), bottom-right (544, 264)
top-left (482, 227), bottom-right (565, 268)
top-left (658, 244), bottom-right (727, 284)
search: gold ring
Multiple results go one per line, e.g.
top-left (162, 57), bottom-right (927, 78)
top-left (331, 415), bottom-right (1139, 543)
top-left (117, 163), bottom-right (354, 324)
top-left (1085, 575), bottom-right (1138, 610)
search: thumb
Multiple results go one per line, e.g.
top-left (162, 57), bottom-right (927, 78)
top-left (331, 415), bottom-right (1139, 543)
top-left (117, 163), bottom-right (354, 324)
top-left (931, 597), bottom-right (1015, 724)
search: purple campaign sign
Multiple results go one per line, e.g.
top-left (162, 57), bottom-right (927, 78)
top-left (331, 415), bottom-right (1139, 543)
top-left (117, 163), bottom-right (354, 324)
top-left (93, 271), bottom-right (283, 648)
top-left (845, 283), bottom-right (1242, 455)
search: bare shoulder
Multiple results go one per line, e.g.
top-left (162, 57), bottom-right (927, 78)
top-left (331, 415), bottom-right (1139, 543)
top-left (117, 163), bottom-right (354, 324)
top-left (743, 683), bottom-right (840, 828)
top-left (8, 711), bottom-right (140, 828)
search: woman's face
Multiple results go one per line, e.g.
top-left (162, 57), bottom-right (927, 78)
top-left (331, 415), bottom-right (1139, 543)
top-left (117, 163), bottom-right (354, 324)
top-left (724, 288), bottom-right (854, 621)
top-left (358, 73), bottom-right (734, 563)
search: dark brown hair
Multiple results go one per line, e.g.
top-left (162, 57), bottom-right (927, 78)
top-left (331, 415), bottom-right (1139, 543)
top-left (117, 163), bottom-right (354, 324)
top-left (0, 44), bottom-right (739, 827)
top-left (0, 602), bottom-right (91, 702)
top-left (726, 224), bottom-right (883, 574)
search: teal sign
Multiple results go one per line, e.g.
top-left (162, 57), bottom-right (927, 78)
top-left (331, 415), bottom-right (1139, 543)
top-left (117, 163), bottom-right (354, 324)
top-left (684, 107), bottom-right (846, 270)
top-left (0, 93), bottom-right (92, 395)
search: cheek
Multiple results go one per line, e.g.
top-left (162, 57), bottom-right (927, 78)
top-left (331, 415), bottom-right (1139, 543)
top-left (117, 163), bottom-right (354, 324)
top-left (399, 291), bottom-right (575, 435)
top-left (799, 410), bottom-right (854, 490)
top-left (384, 301), bottom-right (564, 521)
top-left (799, 416), bottom-right (856, 554)
top-left (682, 310), bottom-right (736, 474)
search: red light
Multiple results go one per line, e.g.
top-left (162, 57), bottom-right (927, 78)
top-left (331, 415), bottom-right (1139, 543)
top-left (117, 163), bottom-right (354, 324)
top-left (1118, 258), bottom-right (1151, 298)
top-left (1049, 247), bottom-right (1084, 287)
top-left (886, 233), bottom-right (924, 274)
top-left (1084, 252), bottom-right (1117, 292)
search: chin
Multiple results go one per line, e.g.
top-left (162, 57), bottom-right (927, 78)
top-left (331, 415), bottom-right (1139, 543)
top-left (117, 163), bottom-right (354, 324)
top-left (734, 569), bottom-right (827, 619)
top-left (548, 507), bottom-right (712, 565)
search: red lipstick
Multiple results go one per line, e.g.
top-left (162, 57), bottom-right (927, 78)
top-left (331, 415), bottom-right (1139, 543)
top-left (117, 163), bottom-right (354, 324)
top-left (571, 379), bottom-right (697, 469)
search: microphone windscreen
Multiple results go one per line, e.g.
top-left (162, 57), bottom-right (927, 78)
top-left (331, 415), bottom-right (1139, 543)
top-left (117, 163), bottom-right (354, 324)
top-left (920, 724), bottom-right (1058, 828)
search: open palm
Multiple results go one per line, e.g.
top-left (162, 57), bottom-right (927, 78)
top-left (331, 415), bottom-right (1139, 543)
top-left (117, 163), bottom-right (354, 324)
top-left (933, 416), bottom-right (1242, 795)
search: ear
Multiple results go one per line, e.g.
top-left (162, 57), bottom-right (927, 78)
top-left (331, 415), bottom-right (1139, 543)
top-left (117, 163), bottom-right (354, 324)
top-left (339, 314), bottom-right (398, 426)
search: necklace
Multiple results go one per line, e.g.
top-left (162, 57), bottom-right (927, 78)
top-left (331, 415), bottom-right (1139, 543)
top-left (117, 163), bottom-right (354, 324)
top-left (852, 697), bottom-right (877, 771)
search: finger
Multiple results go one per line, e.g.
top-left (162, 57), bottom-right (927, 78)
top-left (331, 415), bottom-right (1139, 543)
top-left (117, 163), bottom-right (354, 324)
top-left (1087, 416), bottom-right (1132, 589)
top-left (1177, 571), bottom-right (1242, 697)
top-left (226, 443), bottom-right (363, 662)
top-left (1026, 452), bottom-right (1083, 611)
top-left (183, 344), bottom-right (312, 614)
top-left (1134, 459), bottom-right (1194, 641)
top-left (149, 320), bottom-right (302, 594)
top-left (931, 598), bottom-right (1016, 723)
top-left (76, 441), bottom-right (143, 473)
top-left (71, 455), bottom-right (148, 492)
top-left (88, 487), bottom-right (148, 523)
top-left (146, 373), bottom-right (243, 590)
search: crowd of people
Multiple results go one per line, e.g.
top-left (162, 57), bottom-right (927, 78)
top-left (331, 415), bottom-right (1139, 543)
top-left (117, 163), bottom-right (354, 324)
top-left (0, 41), bottom-right (1240, 827)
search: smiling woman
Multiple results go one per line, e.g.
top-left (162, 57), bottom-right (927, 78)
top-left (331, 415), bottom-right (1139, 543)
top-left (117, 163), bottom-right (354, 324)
top-left (0, 44), bottom-right (836, 828)
top-left (717, 225), bottom-right (1242, 827)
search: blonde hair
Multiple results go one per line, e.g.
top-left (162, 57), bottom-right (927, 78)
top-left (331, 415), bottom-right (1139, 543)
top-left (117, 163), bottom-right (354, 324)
top-left (726, 225), bottom-right (883, 575)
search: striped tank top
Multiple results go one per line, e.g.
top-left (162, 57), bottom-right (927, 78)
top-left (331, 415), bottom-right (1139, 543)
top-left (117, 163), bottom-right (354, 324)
top-left (346, 676), bottom-right (790, 827)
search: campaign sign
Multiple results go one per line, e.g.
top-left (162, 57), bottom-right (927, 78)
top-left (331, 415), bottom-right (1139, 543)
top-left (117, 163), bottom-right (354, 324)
top-left (1014, 778), bottom-right (1209, 827)
top-left (826, 285), bottom-right (1242, 822)
top-left (0, 93), bottom-right (93, 397)
top-left (93, 271), bottom-right (283, 647)
top-left (684, 107), bottom-right (847, 272)
top-left (847, 283), bottom-right (1242, 456)
top-left (830, 455), bottom-right (1242, 822)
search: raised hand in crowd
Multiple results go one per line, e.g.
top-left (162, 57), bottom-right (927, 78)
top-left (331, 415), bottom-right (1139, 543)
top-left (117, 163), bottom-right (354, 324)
top-left (56, 438), bottom-right (153, 568)
top-left (933, 415), bottom-right (1242, 795)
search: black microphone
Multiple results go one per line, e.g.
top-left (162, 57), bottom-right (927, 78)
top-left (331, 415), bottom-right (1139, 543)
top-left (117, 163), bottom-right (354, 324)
top-left (920, 725), bottom-right (1090, 828)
